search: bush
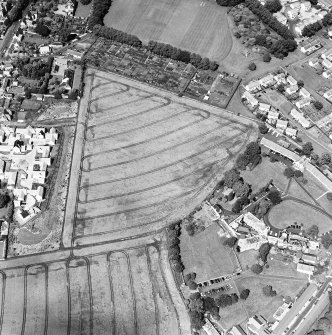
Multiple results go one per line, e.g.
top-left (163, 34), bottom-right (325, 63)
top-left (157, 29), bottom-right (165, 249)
top-left (327, 192), bottom-right (332, 201)
top-left (313, 101), bottom-right (323, 110)
top-left (294, 170), bottom-right (303, 178)
top-left (223, 237), bottom-right (238, 247)
top-left (251, 263), bottom-right (263, 274)
top-left (263, 53), bottom-right (271, 62)
top-left (240, 289), bottom-right (250, 300)
top-left (268, 189), bottom-right (282, 204)
top-left (0, 193), bottom-right (9, 208)
top-left (259, 123), bottom-right (268, 134)
top-left (248, 62), bottom-right (256, 71)
top-left (263, 285), bottom-right (277, 296)
top-left (188, 280), bottom-right (198, 290)
top-left (283, 167), bottom-right (294, 178)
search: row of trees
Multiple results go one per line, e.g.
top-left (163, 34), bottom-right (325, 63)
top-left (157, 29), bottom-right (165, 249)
top-left (93, 24), bottom-right (142, 47)
top-left (302, 12), bottom-right (332, 37)
top-left (80, 0), bottom-right (92, 4)
top-left (264, 0), bottom-right (282, 13)
top-left (17, 57), bottom-right (54, 80)
top-left (87, 0), bottom-right (112, 29)
top-left (147, 41), bottom-right (219, 70)
top-left (168, 222), bottom-right (185, 273)
top-left (5, 0), bottom-right (29, 25)
top-left (236, 141), bottom-right (262, 170)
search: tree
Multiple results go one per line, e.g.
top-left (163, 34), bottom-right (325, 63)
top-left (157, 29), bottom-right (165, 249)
top-left (24, 87), bottom-right (31, 99)
top-left (259, 123), bottom-right (268, 134)
top-left (283, 167), bottom-right (294, 178)
top-left (248, 62), bottom-right (256, 71)
top-left (320, 153), bottom-right (331, 165)
top-left (259, 243), bottom-right (271, 263)
top-left (35, 23), bottom-right (50, 37)
top-left (216, 294), bottom-right (233, 308)
top-left (224, 237), bottom-right (238, 247)
top-left (297, 80), bottom-right (304, 88)
top-left (321, 233), bottom-right (332, 249)
top-left (327, 193), bottom-right (332, 201)
top-left (189, 310), bottom-right (205, 330)
top-left (302, 142), bottom-right (313, 156)
top-left (188, 280), bottom-right (198, 290)
top-left (80, 0), bottom-right (92, 4)
top-left (240, 289), bottom-right (250, 300)
top-left (277, 84), bottom-right (285, 93)
top-left (0, 193), bottom-right (9, 208)
top-left (236, 154), bottom-right (250, 170)
top-left (54, 91), bottom-right (62, 99)
top-left (263, 285), bottom-right (277, 296)
top-left (267, 189), bottom-right (282, 205)
top-left (251, 263), bottom-right (263, 274)
top-left (224, 169), bottom-right (240, 188)
top-left (264, 0), bottom-right (282, 12)
top-left (232, 199), bottom-right (243, 213)
top-left (263, 53), bottom-right (271, 62)
top-left (294, 170), bottom-right (303, 178)
top-left (313, 101), bottom-right (323, 110)
top-left (233, 181), bottom-right (251, 198)
top-left (307, 224), bottom-right (319, 238)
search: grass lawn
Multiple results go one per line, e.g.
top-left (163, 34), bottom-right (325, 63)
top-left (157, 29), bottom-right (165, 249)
top-left (287, 179), bottom-right (316, 204)
top-left (104, 0), bottom-right (233, 63)
top-left (75, 2), bottom-right (92, 17)
top-left (238, 250), bottom-right (258, 271)
top-left (318, 195), bottom-right (332, 217)
top-left (268, 199), bottom-right (332, 233)
top-left (241, 158), bottom-right (288, 193)
top-left (263, 257), bottom-right (307, 279)
top-left (181, 222), bottom-right (238, 283)
top-left (234, 276), bottom-right (307, 321)
top-left (218, 298), bottom-right (248, 329)
top-left (303, 170), bottom-right (328, 200)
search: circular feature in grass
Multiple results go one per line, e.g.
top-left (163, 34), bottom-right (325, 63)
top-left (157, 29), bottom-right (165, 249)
top-left (268, 200), bottom-right (332, 233)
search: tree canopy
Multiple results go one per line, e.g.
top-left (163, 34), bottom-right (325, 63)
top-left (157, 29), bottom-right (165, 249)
top-left (267, 189), bottom-right (282, 205)
top-left (302, 142), bottom-right (313, 156)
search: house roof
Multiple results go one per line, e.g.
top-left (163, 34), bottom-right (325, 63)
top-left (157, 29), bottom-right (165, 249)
top-left (261, 137), bottom-right (299, 161)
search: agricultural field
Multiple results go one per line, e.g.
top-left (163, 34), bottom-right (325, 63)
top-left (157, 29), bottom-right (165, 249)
top-left (103, 0), bottom-right (233, 62)
top-left (181, 223), bottom-right (239, 283)
top-left (66, 68), bottom-right (256, 247)
top-left (0, 241), bottom-right (190, 335)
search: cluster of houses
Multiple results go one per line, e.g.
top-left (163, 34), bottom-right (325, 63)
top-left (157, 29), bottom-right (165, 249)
top-left (299, 38), bottom-right (322, 55)
top-left (230, 282), bottom-right (330, 335)
top-left (227, 212), bottom-right (319, 276)
top-left (308, 48), bottom-right (332, 80)
top-left (0, 125), bottom-right (58, 225)
top-left (242, 72), bottom-right (313, 136)
top-left (268, 0), bottom-right (330, 37)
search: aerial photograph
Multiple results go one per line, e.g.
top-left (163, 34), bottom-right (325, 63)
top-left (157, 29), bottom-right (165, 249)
top-left (1, 0), bottom-right (332, 334)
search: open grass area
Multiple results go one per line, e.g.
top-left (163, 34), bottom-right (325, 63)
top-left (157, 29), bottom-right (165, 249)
top-left (104, 0), bottom-right (232, 62)
top-left (218, 298), bottom-right (248, 329)
top-left (181, 223), bottom-right (239, 283)
top-left (268, 199), bottom-right (332, 233)
top-left (235, 276), bottom-right (307, 322)
top-left (287, 179), bottom-right (316, 204)
top-left (317, 195), bottom-right (332, 217)
top-left (303, 170), bottom-right (328, 200)
top-left (74, 1), bottom-right (91, 17)
top-left (238, 250), bottom-right (258, 271)
top-left (241, 158), bottom-right (288, 193)
top-left (263, 257), bottom-right (306, 279)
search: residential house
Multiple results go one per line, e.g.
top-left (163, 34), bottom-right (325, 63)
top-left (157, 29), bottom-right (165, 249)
top-left (39, 46), bottom-right (50, 55)
top-left (285, 127), bottom-right (298, 138)
top-left (295, 98), bottom-right (311, 109)
top-left (297, 262), bottom-right (315, 275)
top-left (231, 325), bottom-right (247, 335)
top-left (260, 137), bottom-right (300, 162)
top-left (322, 49), bottom-right (332, 61)
top-left (276, 119), bottom-right (288, 131)
top-left (267, 110), bottom-right (280, 122)
top-left (301, 1), bottom-right (311, 10)
top-left (259, 74), bottom-right (275, 87)
top-left (258, 102), bottom-right (271, 113)
top-left (290, 1), bottom-right (301, 9)
top-left (287, 8), bottom-right (299, 19)
top-left (323, 88), bottom-right (332, 102)
top-left (318, 0), bottom-right (332, 10)
top-left (322, 58), bottom-right (332, 69)
top-left (274, 12), bottom-right (288, 25)
top-left (242, 91), bottom-right (258, 107)
top-left (247, 315), bottom-right (268, 335)
top-left (244, 81), bottom-right (261, 92)
top-left (300, 39), bottom-right (321, 54)
top-left (286, 84), bottom-right (298, 95)
top-left (287, 76), bottom-right (297, 86)
top-left (302, 253), bottom-right (317, 264)
top-left (274, 73), bottom-right (287, 84)
top-left (323, 68), bottom-right (332, 78)
top-left (66, 49), bottom-right (84, 60)
top-left (308, 57), bottom-right (319, 67)
top-left (299, 87), bottom-right (311, 98)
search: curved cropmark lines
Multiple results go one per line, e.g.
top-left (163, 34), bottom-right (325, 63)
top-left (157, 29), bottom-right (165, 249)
top-left (127, 248), bottom-right (158, 335)
top-left (89, 255), bottom-right (114, 334)
top-left (47, 262), bottom-right (69, 335)
top-left (67, 258), bottom-right (93, 335)
top-left (0, 268), bottom-right (25, 335)
top-left (21, 264), bottom-right (47, 335)
top-left (107, 252), bottom-right (137, 335)
top-left (81, 119), bottom-right (231, 172)
top-left (87, 96), bottom-right (170, 130)
top-left (90, 82), bottom-right (130, 103)
top-left (83, 112), bottom-right (215, 165)
top-left (146, 246), bottom-right (180, 335)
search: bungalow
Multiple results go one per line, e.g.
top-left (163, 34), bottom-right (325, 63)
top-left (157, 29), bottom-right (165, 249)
top-left (259, 102), bottom-right (271, 113)
top-left (66, 49), bottom-right (84, 60)
top-left (299, 87), bottom-right (311, 98)
top-left (259, 74), bottom-right (275, 87)
top-left (322, 49), bottom-right (332, 61)
top-left (274, 73), bottom-right (287, 84)
top-left (242, 91), bottom-right (258, 107)
top-left (286, 84), bottom-right (298, 95)
top-left (296, 97), bottom-right (311, 108)
top-left (287, 76), bottom-right (297, 86)
top-left (323, 58), bottom-right (332, 69)
top-left (302, 253), bottom-right (317, 264)
top-left (285, 127), bottom-right (298, 138)
top-left (267, 110), bottom-right (280, 120)
top-left (287, 8), bottom-right (299, 19)
top-left (276, 119), bottom-right (288, 131)
top-left (323, 88), bottom-right (332, 102)
top-left (39, 46), bottom-right (50, 55)
top-left (323, 68), bottom-right (332, 78)
top-left (290, 108), bottom-right (311, 128)
top-left (297, 262), bottom-right (314, 275)
top-left (244, 81), bottom-right (261, 92)
top-left (318, 0), bottom-right (332, 11)
top-left (309, 57), bottom-right (320, 67)
top-left (301, 1), bottom-right (311, 10)
top-left (300, 39), bottom-right (321, 54)
top-left (274, 12), bottom-right (288, 25)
